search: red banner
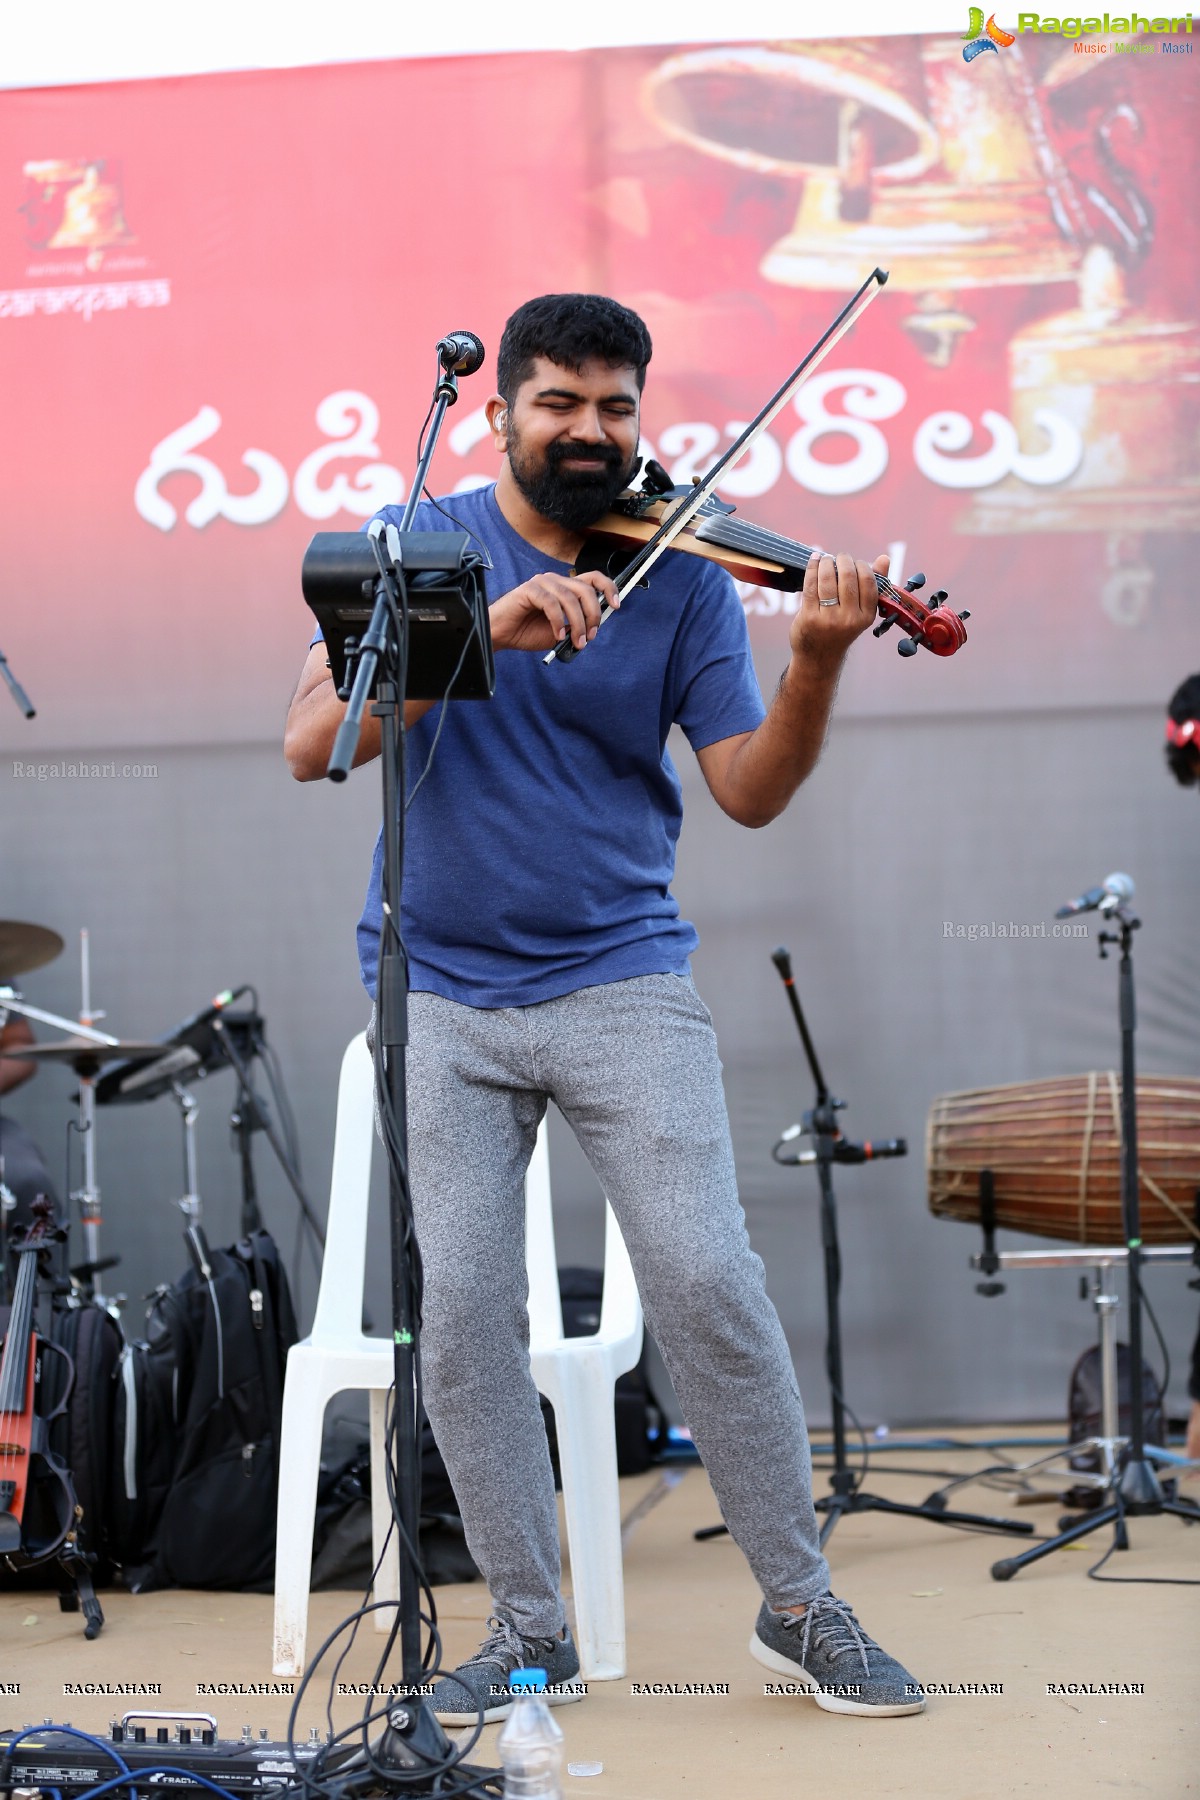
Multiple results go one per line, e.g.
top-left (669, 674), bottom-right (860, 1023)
top-left (2, 37), bottom-right (1196, 748)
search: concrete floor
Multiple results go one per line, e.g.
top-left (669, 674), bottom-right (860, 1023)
top-left (4, 1438), bottom-right (1198, 1799)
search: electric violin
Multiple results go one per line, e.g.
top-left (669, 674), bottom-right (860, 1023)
top-left (0, 1197), bottom-right (103, 1636)
top-left (544, 267), bottom-right (969, 666)
top-left (574, 458), bottom-right (969, 659)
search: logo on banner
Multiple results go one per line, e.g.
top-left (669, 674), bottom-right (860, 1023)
top-left (962, 8), bottom-right (1017, 56)
top-left (2, 157), bottom-right (170, 323)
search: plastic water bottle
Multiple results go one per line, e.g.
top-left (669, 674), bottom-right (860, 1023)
top-left (497, 1667), bottom-right (564, 1799)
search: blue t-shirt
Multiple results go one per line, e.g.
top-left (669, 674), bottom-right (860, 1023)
top-left (354, 484), bottom-right (765, 1006)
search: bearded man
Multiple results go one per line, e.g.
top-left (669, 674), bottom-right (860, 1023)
top-left (285, 293), bottom-right (924, 1722)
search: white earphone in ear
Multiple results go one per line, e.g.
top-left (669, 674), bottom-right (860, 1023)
top-left (496, 409), bottom-right (508, 431)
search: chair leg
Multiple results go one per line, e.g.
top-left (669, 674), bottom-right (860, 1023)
top-left (273, 1356), bottom-right (334, 1676)
top-left (369, 1387), bottom-right (401, 1634)
top-left (545, 1353), bottom-right (627, 1681)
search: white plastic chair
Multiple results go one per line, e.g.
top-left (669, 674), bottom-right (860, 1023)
top-left (524, 1126), bottom-right (644, 1682)
top-left (272, 1032), bottom-right (644, 1681)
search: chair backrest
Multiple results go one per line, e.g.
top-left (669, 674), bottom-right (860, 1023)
top-left (524, 1123), bottom-right (565, 1342)
top-left (309, 1043), bottom-right (641, 1356)
top-left (310, 1033), bottom-right (376, 1346)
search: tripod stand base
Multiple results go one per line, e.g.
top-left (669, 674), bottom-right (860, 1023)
top-left (376, 1700), bottom-right (500, 1796)
top-left (816, 1488), bottom-right (1034, 1548)
top-left (696, 1484), bottom-right (1035, 1547)
top-left (992, 1491), bottom-right (1200, 1581)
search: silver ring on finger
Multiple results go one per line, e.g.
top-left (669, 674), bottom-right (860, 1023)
top-left (818, 597), bottom-right (840, 608)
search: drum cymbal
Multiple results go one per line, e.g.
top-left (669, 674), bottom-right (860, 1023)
top-left (7, 1037), bottom-right (168, 1076)
top-left (0, 921), bottom-right (65, 983)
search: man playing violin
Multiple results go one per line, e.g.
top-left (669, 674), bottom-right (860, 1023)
top-left (285, 293), bottom-right (924, 1721)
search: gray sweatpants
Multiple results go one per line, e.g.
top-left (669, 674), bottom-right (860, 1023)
top-left (400, 972), bottom-right (830, 1637)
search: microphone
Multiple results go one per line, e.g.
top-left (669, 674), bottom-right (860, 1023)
top-left (1054, 872), bottom-right (1135, 919)
top-left (436, 331), bottom-right (485, 376)
top-left (773, 1133), bottom-right (907, 1167)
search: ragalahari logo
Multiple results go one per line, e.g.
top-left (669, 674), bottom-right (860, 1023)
top-left (962, 7), bottom-right (1018, 55)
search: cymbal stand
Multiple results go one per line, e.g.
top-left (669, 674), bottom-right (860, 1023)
top-left (67, 932), bottom-right (123, 1311)
top-left (1, 953), bottom-right (115, 1303)
top-left (171, 1082), bottom-right (202, 1228)
top-left (990, 901), bottom-right (1200, 1579)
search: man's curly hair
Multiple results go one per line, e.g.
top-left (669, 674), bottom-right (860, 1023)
top-left (496, 294), bottom-right (652, 403)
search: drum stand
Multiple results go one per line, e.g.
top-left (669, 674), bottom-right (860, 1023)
top-left (968, 1236), bottom-right (1194, 1505)
top-left (989, 903), bottom-right (1200, 1580)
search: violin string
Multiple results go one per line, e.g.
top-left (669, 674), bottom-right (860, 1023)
top-left (694, 514), bottom-right (907, 607)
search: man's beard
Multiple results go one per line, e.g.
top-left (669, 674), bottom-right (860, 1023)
top-left (507, 425), bottom-right (634, 531)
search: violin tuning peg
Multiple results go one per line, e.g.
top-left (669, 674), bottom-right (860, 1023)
top-left (872, 616), bottom-right (896, 638)
top-left (904, 572), bottom-right (926, 592)
top-left (897, 637), bottom-right (920, 657)
top-left (930, 590), bottom-right (948, 606)
top-left (957, 609), bottom-right (970, 620)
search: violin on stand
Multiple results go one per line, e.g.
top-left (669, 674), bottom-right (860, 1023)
top-left (0, 1198), bottom-right (104, 1639)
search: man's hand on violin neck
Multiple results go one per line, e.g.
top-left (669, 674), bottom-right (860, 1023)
top-left (489, 569), bottom-right (620, 655)
top-left (789, 551), bottom-right (888, 667)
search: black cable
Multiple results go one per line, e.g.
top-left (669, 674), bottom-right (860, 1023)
top-left (823, 1371), bottom-right (871, 1489)
top-left (405, 617), bottom-right (481, 812)
top-left (418, 491), bottom-right (495, 574)
top-left (1136, 1274), bottom-right (1170, 1409)
top-left (1086, 1489), bottom-right (1200, 1585)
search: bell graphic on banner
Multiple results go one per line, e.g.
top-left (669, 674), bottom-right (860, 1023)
top-left (643, 38), bottom-right (1088, 362)
top-left (962, 242), bottom-right (1200, 624)
top-left (960, 80), bottom-right (1200, 626)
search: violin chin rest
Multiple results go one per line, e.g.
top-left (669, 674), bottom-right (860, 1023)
top-left (0, 1512), bottom-right (23, 1554)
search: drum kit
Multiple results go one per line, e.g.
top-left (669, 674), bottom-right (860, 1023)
top-left (0, 919), bottom-right (319, 1311)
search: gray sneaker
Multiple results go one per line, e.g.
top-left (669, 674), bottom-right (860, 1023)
top-left (429, 1614), bottom-right (584, 1725)
top-left (750, 1594), bottom-right (925, 1717)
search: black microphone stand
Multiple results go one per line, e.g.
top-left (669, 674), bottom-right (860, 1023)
top-left (771, 947), bottom-right (1032, 1544)
top-left (991, 899), bottom-right (1200, 1580)
top-left (319, 346), bottom-right (498, 1793)
top-left (697, 948), bottom-right (1031, 1551)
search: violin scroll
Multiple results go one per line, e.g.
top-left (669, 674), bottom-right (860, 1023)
top-left (873, 575), bottom-right (969, 658)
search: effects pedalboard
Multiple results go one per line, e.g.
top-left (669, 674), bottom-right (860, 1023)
top-left (0, 1712), bottom-right (356, 1799)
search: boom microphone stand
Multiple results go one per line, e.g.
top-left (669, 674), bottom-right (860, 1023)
top-left (991, 892), bottom-right (1200, 1580)
top-left (310, 333), bottom-right (498, 1792)
top-left (698, 948), bottom-right (1031, 1551)
top-left (763, 947), bottom-right (1031, 1546)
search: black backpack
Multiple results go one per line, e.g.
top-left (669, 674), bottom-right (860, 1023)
top-left (1065, 1341), bottom-right (1166, 1509)
top-left (108, 1283), bottom-right (187, 1587)
top-left (47, 1299), bottom-right (124, 1578)
top-left (112, 1225), bottom-right (297, 1591)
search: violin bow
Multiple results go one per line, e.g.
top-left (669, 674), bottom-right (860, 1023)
top-left (544, 267), bottom-right (890, 666)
